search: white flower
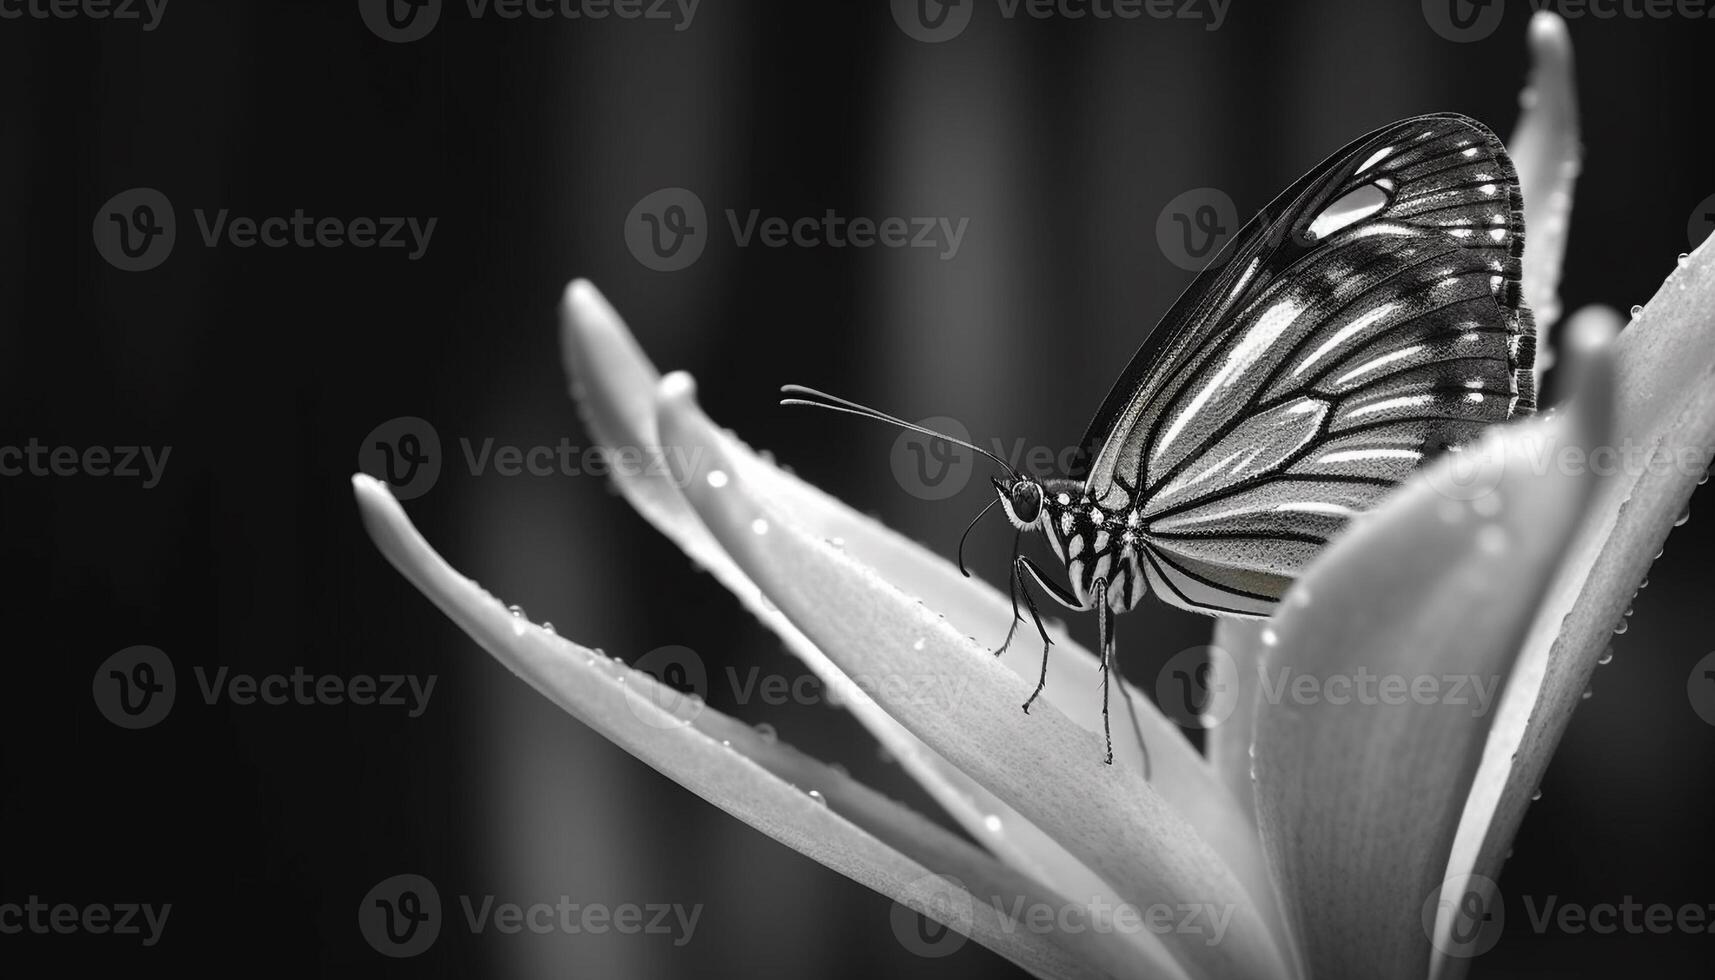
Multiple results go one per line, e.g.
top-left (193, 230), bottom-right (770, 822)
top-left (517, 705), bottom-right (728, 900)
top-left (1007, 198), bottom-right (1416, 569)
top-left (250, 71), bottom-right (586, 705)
top-left (352, 14), bottom-right (1713, 979)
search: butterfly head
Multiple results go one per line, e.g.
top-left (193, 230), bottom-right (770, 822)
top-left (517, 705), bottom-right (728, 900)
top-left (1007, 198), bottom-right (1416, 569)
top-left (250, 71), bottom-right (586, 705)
top-left (992, 475), bottom-right (1045, 531)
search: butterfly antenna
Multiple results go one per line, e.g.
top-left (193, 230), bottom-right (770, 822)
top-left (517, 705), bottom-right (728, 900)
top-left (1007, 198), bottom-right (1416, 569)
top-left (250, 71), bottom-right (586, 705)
top-left (780, 384), bottom-right (1018, 476)
top-left (955, 497), bottom-right (1001, 578)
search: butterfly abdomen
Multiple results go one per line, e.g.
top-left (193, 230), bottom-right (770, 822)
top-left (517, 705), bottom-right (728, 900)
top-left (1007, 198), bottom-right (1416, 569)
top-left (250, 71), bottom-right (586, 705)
top-left (1041, 482), bottom-right (1150, 613)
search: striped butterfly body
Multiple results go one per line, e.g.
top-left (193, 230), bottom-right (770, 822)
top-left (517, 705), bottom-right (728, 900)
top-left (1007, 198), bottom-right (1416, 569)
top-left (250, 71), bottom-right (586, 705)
top-left (787, 113), bottom-right (1536, 766)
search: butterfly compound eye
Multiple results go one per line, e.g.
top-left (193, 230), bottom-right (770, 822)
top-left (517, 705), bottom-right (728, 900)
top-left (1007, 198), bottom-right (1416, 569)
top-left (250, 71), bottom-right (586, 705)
top-left (1010, 483), bottom-right (1042, 524)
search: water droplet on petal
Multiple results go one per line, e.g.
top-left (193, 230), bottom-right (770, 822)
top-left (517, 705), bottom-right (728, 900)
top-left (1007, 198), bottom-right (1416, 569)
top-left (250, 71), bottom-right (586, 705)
top-left (1598, 649), bottom-right (1613, 665)
top-left (751, 518), bottom-right (770, 535)
top-left (829, 536), bottom-right (845, 549)
top-left (1477, 524), bottom-right (1509, 555)
top-left (807, 789), bottom-right (827, 806)
top-left (1531, 788), bottom-right (1543, 801)
top-left (1630, 304), bottom-right (1645, 318)
top-left (911, 637), bottom-right (926, 652)
top-left (720, 739), bottom-right (732, 749)
top-left (541, 621), bottom-right (555, 635)
top-left (1674, 504), bottom-right (1691, 527)
top-left (1679, 253), bottom-right (1692, 268)
top-left (754, 722), bottom-right (778, 744)
top-left (983, 814), bottom-right (1003, 834)
top-left (1260, 627), bottom-right (1278, 647)
top-left (1613, 619), bottom-right (1629, 635)
top-left (706, 469), bottom-right (729, 489)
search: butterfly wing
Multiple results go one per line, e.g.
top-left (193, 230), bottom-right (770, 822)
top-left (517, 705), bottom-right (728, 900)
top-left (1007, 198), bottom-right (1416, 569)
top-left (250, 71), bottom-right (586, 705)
top-left (1077, 113), bottom-right (1535, 617)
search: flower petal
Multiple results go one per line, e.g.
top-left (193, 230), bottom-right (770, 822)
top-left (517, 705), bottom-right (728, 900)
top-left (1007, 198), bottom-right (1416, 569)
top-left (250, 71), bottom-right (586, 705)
top-left (558, 280), bottom-right (1106, 903)
top-left (560, 279), bottom-right (1279, 949)
top-left (659, 378), bottom-right (1292, 980)
top-left (351, 473), bottom-right (1131, 980)
top-left (1205, 618), bottom-right (1268, 821)
top-left (1252, 363), bottom-right (1609, 980)
top-left (1510, 10), bottom-right (1580, 390)
top-left (1435, 246), bottom-right (1715, 977)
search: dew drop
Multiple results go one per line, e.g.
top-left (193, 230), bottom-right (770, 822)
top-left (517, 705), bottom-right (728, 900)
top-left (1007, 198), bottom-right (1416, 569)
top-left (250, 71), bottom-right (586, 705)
top-left (1505, 848), bottom-right (1514, 861)
top-left (1598, 649), bottom-right (1614, 665)
top-left (508, 603), bottom-right (526, 617)
top-left (1531, 788), bottom-right (1542, 801)
top-left (830, 536), bottom-right (846, 549)
top-left (754, 722), bottom-right (778, 744)
top-left (1679, 253), bottom-right (1692, 268)
top-left (1630, 304), bottom-right (1644, 318)
top-left (983, 814), bottom-right (1003, 834)
top-left (1613, 619), bottom-right (1629, 635)
top-left (1260, 627), bottom-right (1278, 647)
top-left (1476, 524), bottom-right (1509, 555)
top-left (1581, 687), bottom-right (1594, 700)
top-left (1640, 576), bottom-right (1651, 589)
top-left (1674, 504), bottom-right (1691, 527)
top-left (720, 739), bottom-right (732, 749)
top-left (706, 469), bottom-right (729, 489)
top-left (541, 621), bottom-right (555, 635)
top-left (807, 789), bottom-right (827, 806)
top-left (912, 637), bottom-right (926, 652)
top-left (751, 518), bottom-right (770, 535)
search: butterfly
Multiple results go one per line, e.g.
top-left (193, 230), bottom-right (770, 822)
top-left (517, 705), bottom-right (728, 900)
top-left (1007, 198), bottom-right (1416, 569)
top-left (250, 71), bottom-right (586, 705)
top-left (784, 113), bottom-right (1536, 765)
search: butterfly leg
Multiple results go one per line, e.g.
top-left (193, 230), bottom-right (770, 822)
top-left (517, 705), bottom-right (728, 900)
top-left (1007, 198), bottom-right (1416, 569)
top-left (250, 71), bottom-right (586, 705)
top-left (1095, 578), bottom-right (1115, 765)
top-left (1015, 557), bottom-right (1085, 715)
top-left (995, 531), bottom-right (1028, 660)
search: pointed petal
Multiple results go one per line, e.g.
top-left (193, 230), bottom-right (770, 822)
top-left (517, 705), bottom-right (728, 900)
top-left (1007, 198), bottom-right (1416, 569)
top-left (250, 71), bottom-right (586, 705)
top-left (1436, 246), bottom-right (1715, 977)
top-left (1252, 363), bottom-right (1609, 980)
top-left (560, 280), bottom-right (1278, 948)
top-left (352, 474), bottom-right (1131, 980)
top-left (1510, 10), bottom-right (1580, 390)
top-left (558, 280), bottom-right (1104, 902)
top-left (659, 379), bottom-right (1291, 980)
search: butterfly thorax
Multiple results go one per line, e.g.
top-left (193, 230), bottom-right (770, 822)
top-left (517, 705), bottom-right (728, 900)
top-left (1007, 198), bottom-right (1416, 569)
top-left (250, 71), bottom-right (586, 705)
top-left (1036, 478), bottom-right (1150, 614)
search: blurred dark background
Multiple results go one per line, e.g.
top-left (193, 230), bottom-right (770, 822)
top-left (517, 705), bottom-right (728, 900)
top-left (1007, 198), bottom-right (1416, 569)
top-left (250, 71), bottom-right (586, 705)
top-left (2, 0), bottom-right (1713, 976)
